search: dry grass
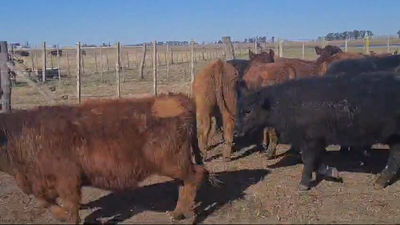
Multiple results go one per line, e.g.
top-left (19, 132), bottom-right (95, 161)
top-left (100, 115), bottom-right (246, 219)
top-left (3, 42), bottom-right (400, 224)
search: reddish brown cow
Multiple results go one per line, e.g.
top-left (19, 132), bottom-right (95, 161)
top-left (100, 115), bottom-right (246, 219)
top-left (239, 45), bottom-right (344, 159)
top-left (192, 54), bottom-right (275, 162)
top-left (0, 93), bottom-right (212, 224)
top-left (315, 51), bottom-right (369, 75)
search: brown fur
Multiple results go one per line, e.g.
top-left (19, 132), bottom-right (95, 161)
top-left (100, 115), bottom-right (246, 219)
top-left (192, 59), bottom-right (240, 162)
top-left (0, 93), bottom-right (209, 223)
top-left (241, 45), bottom-right (343, 91)
top-left (316, 52), bottom-right (368, 75)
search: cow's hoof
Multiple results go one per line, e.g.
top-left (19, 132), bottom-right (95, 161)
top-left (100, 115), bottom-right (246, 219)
top-left (262, 144), bottom-right (275, 159)
top-left (222, 157), bottom-right (231, 162)
top-left (170, 210), bottom-right (195, 221)
top-left (50, 206), bottom-right (69, 222)
top-left (374, 179), bottom-right (387, 190)
top-left (298, 184), bottom-right (310, 192)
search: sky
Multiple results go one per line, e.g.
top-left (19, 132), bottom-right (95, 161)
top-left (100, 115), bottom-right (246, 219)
top-left (1, 0), bottom-right (399, 47)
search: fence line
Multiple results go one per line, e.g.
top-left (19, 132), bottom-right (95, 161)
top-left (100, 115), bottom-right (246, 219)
top-left (5, 36), bottom-right (400, 109)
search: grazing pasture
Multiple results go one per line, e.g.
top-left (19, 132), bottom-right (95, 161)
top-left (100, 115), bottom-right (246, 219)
top-left (2, 39), bottom-right (400, 224)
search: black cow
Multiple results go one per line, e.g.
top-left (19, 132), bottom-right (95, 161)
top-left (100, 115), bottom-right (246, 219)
top-left (236, 72), bottom-right (400, 191)
top-left (14, 50), bottom-right (30, 57)
top-left (326, 54), bottom-right (400, 75)
top-left (49, 49), bottom-right (63, 57)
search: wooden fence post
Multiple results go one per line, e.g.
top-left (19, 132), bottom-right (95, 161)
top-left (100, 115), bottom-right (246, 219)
top-left (116, 42), bottom-right (121, 98)
top-left (0, 41), bottom-right (11, 112)
top-left (42, 41), bottom-right (46, 82)
top-left (34, 45), bottom-right (38, 70)
top-left (94, 52), bottom-right (98, 74)
top-left (166, 43), bottom-right (170, 78)
top-left (365, 36), bottom-right (370, 54)
top-left (222, 36), bottom-right (235, 60)
top-left (139, 43), bottom-right (147, 79)
top-left (301, 42), bottom-right (305, 59)
top-left (57, 45), bottom-right (61, 82)
top-left (345, 39), bottom-right (348, 52)
top-left (190, 39), bottom-right (195, 86)
top-left (66, 51), bottom-right (71, 76)
top-left (106, 52), bottom-right (110, 72)
top-left (278, 39), bottom-right (283, 57)
top-left (126, 51), bottom-right (130, 69)
top-left (253, 38), bottom-right (257, 53)
top-left (81, 50), bottom-right (85, 75)
top-left (100, 46), bottom-right (104, 82)
top-left (76, 42), bottom-right (81, 104)
top-left (152, 41), bottom-right (157, 95)
top-left (387, 35), bottom-right (390, 53)
top-left (30, 47), bottom-right (35, 69)
top-left (170, 48), bottom-right (174, 64)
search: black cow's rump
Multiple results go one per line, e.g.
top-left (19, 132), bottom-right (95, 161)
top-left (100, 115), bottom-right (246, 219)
top-left (236, 72), bottom-right (400, 191)
top-left (327, 54), bottom-right (400, 75)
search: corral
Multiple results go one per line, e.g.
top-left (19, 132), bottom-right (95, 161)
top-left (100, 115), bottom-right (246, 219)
top-left (1, 37), bottom-right (400, 224)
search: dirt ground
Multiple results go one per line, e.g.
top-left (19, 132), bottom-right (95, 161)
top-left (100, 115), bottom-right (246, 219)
top-left (0, 133), bottom-right (399, 224)
top-left (2, 53), bottom-right (400, 224)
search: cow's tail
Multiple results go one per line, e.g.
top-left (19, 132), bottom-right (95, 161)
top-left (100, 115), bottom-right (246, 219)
top-left (215, 60), bottom-right (236, 123)
top-left (190, 107), bottom-right (204, 166)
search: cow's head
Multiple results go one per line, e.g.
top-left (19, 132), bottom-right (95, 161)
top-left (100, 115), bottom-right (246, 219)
top-left (236, 85), bottom-right (271, 137)
top-left (316, 45), bottom-right (342, 55)
top-left (248, 49), bottom-right (275, 63)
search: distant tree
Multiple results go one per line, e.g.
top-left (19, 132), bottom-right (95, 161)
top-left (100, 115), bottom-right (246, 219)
top-left (244, 38), bottom-right (248, 43)
top-left (359, 30), bottom-right (366, 39)
top-left (397, 30), bottom-right (400, 38)
top-left (271, 36), bottom-right (275, 42)
top-left (348, 31), bottom-right (354, 40)
top-left (366, 30), bottom-right (374, 37)
top-left (353, 30), bottom-right (360, 39)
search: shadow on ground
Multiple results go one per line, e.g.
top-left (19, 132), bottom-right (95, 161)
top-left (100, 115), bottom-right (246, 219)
top-left (80, 169), bottom-right (269, 224)
top-left (269, 147), bottom-right (390, 174)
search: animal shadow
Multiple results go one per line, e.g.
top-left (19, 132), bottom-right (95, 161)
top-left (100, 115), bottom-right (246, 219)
top-left (206, 128), bottom-right (266, 162)
top-left (268, 147), bottom-right (395, 184)
top-left (81, 169), bottom-right (269, 224)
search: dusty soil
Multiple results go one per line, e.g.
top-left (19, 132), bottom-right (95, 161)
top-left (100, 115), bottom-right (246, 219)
top-left (2, 54), bottom-right (400, 224)
top-left (0, 131), bottom-right (399, 224)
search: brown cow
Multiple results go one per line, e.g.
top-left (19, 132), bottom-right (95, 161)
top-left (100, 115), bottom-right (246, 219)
top-left (0, 93), bottom-right (212, 224)
top-left (239, 45), bottom-right (344, 159)
top-left (192, 53), bottom-right (275, 162)
top-left (315, 51), bottom-right (368, 75)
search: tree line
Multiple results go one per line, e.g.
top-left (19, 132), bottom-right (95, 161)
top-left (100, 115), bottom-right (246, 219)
top-left (318, 30), bottom-right (374, 41)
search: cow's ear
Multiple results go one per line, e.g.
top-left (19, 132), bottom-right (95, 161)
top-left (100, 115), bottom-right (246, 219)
top-left (315, 46), bottom-right (322, 55)
top-left (269, 49), bottom-right (275, 61)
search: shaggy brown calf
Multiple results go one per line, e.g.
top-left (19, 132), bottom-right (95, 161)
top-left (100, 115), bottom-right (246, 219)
top-left (0, 93), bottom-right (210, 224)
top-left (239, 45), bottom-right (342, 158)
top-left (192, 53), bottom-right (275, 162)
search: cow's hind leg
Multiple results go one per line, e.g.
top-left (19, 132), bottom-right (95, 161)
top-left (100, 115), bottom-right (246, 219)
top-left (298, 139), bottom-right (325, 191)
top-left (172, 165), bottom-right (207, 220)
top-left (375, 142), bottom-right (400, 189)
top-left (221, 113), bottom-right (235, 162)
top-left (55, 175), bottom-right (82, 224)
top-left (263, 128), bottom-right (279, 159)
top-left (160, 146), bottom-right (208, 220)
top-left (197, 112), bottom-right (212, 160)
